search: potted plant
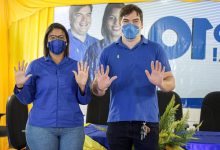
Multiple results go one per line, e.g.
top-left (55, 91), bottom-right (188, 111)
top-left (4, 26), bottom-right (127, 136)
top-left (159, 95), bottom-right (200, 150)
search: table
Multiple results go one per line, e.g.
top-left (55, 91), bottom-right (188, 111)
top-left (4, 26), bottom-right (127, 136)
top-left (185, 131), bottom-right (220, 150)
top-left (84, 124), bottom-right (220, 150)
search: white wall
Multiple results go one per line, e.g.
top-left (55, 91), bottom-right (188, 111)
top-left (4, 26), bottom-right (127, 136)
top-left (183, 108), bottom-right (201, 127)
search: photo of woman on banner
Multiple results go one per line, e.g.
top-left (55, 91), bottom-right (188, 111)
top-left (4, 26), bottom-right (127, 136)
top-left (84, 3), bottom-right (125, 83)
top-left (68, 5), bottom-right (98, 61)
top-left (84, 3), bottom-right (125, 125)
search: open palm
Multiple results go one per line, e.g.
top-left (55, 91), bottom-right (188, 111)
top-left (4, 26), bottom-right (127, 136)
top-left (73, 62), bottom-right (89, 87)
top-left (14, 61), bottom-right (32, 88)
top-left (96, 65), bottom-right (117, 91)
top-left (145, 60), bottom-right (165, 87)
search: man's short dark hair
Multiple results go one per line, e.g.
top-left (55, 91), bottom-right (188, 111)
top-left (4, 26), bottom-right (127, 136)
top-left (69, 5), bottom-right (93, 28)
top-left (119, 4), bottom-right (143, 24)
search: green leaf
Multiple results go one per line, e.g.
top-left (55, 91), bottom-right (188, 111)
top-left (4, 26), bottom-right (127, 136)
top-left (158, 94), bottom-right (200, 149)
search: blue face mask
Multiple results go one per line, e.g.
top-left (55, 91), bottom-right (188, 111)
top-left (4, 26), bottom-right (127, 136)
top-left (48, 39), bottom-right (66, 55)
top-left (122, 23), bottom-right (139, 40)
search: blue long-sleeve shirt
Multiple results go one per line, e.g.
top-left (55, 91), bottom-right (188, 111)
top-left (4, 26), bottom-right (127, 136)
top-left (14, 56), bottom-right (91, 127)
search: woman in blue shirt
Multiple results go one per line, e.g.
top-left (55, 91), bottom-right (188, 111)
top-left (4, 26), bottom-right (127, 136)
top-left (14, 23), bottom-right (91, 150)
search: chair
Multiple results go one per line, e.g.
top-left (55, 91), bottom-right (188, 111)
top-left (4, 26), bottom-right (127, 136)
top-left (0, 113), bottom-right (8, 137)
top-left (199, 91), bottom-right (220, 131)
top-left (86, 90), bottom-right (183, 124)
top-left (157, 90), bottom-right (183, 121)
top-left (6, 95), bottom-right (28, 150)
top-left (86, 89), bottom-right (110, 125)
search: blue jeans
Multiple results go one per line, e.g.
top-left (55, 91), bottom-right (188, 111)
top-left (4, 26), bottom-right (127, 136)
top-left (107, 121), bottom-right (159, 150)
top-left (26, 124), bottom-right (85, 150)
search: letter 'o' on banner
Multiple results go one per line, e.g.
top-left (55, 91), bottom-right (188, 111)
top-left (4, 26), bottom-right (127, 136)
top-left (148, 16), bottom-right (191, 60)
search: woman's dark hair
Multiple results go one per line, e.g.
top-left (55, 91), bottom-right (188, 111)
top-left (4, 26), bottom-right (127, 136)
top-left (43, 23), bottom-right (69, 57)
top-left (101, 3), bottom-right (125, 40)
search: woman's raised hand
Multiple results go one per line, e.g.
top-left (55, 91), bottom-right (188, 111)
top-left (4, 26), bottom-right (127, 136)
top-left (14, 61), bottom-right (32, 88)
top-left (73, 62), bottom-right (89, 88)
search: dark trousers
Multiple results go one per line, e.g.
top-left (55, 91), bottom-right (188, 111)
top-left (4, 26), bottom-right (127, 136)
top-left (106, 121), bottom-right (159, 150)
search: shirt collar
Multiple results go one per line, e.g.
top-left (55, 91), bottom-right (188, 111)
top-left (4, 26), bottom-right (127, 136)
top-left (115, 35), bottom-right (148, 48)
top-left (68, 29), bottom-right (89, 43)
top-left (103, 38), bottom-right (111, 45)
top-left (141, 35), bottom-right (149, 44)
top-left (44, 55), bottom-right (69, 65)
top-left (44, 55), bottom-right (52, 62)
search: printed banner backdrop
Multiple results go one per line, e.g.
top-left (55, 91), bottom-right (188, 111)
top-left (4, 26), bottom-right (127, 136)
top-left (54, 1), bottom-right (220, 108)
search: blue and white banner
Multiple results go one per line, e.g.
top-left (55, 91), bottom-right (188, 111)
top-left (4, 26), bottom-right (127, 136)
top-left (55, 1), bottom-right (220, 108)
